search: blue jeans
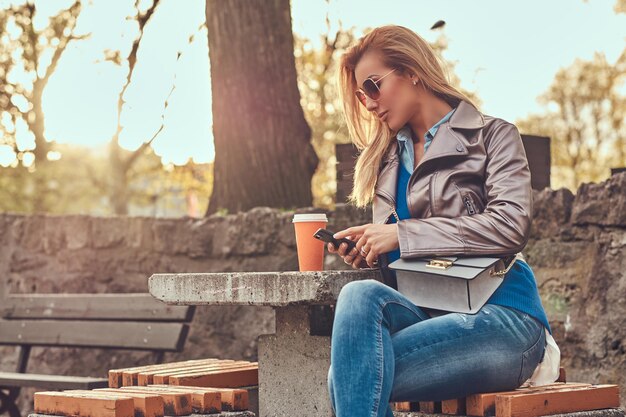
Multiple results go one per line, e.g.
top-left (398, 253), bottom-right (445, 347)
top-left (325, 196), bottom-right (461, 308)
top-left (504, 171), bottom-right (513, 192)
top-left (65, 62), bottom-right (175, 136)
top-left (327, 279), bottom-right (546, 417)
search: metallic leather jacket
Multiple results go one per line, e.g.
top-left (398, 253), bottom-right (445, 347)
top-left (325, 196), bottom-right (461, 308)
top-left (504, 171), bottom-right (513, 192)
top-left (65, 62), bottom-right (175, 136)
top-left (373, 99), bottom-right (532, 277)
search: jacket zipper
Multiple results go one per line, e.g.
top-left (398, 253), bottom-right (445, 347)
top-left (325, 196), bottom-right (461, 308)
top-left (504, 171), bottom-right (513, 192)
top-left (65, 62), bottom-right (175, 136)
top-left (375, 190), bottom-right (401, 223)
top-left (463, 194), bottom-right (477, 215)
top-left (390, 206), bottom-right (400, 222)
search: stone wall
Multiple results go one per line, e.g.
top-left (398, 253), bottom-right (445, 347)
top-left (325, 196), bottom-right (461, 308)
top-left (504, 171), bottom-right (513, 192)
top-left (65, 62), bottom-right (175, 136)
top-left (1, 172), bottom-right (624, 413)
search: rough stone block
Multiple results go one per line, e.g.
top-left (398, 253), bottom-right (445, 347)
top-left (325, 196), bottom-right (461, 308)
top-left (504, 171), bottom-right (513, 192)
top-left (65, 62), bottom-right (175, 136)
top-left (531, 187), bottom-right (575, 238)
top-left (65, 215), bottom-right (92, 250)
top-left (572, 172), bottom-right (626, 226)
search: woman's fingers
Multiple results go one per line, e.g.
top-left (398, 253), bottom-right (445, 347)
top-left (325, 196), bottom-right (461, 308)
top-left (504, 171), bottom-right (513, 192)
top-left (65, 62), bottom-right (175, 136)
top-left (352, 254), bottom-right (365, 269)
top-left (338, 242), bottom-right (356, 257)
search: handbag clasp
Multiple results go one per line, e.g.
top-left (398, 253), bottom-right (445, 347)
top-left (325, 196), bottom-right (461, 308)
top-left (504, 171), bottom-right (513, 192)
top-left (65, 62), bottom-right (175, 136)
top-left (426, 258), bottom-right (453, 269)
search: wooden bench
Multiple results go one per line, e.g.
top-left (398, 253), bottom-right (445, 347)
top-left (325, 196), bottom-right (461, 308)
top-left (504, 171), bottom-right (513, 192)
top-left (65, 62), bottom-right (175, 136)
top-left (23, 358), bottom-right (259, 417)
top-left (0, 293), bottom-right (195, 417)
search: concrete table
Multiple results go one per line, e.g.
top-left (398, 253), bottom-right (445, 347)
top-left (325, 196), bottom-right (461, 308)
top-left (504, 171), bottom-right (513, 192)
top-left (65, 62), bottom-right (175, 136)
top-left (148, 269), bottom-right (382, 417)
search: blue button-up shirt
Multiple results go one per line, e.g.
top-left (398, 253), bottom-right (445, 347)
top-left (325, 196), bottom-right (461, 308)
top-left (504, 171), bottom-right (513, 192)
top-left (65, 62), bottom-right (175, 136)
top-left (396, 107), bottom-right (456, 172)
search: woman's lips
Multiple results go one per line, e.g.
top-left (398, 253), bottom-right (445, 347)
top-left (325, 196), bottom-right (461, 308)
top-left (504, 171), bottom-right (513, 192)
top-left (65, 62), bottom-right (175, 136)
top-left (381, 111), bottom-right (389, 121)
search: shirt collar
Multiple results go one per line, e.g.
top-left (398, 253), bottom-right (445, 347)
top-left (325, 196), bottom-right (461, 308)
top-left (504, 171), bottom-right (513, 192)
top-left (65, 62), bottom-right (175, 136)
top-left (396, 107), bottom-right (457, 147)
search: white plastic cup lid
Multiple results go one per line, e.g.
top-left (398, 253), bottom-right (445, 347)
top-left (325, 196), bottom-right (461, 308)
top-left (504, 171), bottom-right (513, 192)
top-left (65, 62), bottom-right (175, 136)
top-left (292, 213), bottom-right (328, 223)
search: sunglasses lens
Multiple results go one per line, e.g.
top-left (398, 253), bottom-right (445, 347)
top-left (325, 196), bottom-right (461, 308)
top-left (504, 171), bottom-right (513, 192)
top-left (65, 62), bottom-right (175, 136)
top-left (363, 79), bottom-right (380, 100)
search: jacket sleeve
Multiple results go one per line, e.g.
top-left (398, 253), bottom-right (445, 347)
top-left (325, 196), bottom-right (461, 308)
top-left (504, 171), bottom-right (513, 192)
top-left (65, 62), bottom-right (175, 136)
top-left (396, 122), bottom-right (533, 257)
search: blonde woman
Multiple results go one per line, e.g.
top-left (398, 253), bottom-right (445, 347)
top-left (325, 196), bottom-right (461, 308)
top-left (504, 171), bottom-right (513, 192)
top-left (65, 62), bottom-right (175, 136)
top-left (326, 25), bottom-right (558, 417)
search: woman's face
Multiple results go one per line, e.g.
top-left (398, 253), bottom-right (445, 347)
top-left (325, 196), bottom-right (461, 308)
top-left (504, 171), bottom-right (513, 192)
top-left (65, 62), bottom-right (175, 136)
top-left (353, 51), bottom-right (417, 133)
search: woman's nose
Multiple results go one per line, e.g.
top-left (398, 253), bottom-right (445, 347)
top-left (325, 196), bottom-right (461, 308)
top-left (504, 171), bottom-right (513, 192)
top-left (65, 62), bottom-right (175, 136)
top-left (365, 98), bottom-right (378, 112)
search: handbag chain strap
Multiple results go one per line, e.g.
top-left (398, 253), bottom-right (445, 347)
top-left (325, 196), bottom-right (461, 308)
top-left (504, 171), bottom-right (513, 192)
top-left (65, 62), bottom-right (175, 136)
top-left (489, 255), bottom-right (518, 277)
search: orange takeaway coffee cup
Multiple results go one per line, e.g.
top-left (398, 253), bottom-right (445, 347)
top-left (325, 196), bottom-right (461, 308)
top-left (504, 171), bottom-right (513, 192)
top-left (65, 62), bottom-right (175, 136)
top-left (292, 213), bottom-right (328, 271)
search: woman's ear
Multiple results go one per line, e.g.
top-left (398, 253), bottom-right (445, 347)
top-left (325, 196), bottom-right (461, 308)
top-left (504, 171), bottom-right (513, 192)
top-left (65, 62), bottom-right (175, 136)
top-left (405, 71), bottom-right (419, 85)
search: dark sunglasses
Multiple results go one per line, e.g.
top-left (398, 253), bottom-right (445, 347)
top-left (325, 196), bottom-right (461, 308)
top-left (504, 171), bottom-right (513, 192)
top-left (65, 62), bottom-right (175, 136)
top-left (354, 68), bottom-right (396, 106)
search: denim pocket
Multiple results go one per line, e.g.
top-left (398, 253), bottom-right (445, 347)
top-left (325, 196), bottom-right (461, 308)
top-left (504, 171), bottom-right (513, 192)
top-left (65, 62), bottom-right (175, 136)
top-left (517, 327), bottom-right (546, 386)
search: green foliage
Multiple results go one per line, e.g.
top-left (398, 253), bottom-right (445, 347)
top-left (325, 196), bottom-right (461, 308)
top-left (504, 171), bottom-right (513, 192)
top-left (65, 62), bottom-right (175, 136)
top-left (516, 50), bottom-right (626, 192)
top-left (0, 142), bottom-right (213, 216)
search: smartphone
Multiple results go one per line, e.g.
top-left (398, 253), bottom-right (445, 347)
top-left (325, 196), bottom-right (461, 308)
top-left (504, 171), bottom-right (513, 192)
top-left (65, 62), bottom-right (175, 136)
top-left (313, 228), bottom-right (357, 252)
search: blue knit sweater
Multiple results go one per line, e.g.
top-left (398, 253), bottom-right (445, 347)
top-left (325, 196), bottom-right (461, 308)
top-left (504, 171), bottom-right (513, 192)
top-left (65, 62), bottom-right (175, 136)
top-left (385, 118), bottom-right (552, 334)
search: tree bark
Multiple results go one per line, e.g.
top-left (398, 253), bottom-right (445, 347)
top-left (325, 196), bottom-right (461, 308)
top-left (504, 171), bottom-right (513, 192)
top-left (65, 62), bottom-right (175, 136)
top-left (205, 0), bottom-right (317, 215)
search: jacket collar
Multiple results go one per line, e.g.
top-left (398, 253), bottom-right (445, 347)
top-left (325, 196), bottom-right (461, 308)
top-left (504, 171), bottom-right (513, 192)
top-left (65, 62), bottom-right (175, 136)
top-left (376, 100), bottom-right (487, 203)
top-left (448, 99), bottom-right (486, 130)
top-left (383, 99), bottom-right (484, 163)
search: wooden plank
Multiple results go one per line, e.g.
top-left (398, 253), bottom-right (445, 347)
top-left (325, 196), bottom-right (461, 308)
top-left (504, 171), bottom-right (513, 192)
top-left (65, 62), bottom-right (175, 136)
top-left (0, 371), bottom-right (108, 390)
top-left (151, 361), bottom-right (254, 384)
top-left (466, 382), bottom-right (591, 416)
top-left (169, 365), bottom-right (259, 388)
top-left (495, 384), bottom-right (620, 417)
top-left (109, 359), bottom-right (221, 388)
top-left (94, 387), bottom-right (192, 416)
top-left (34, 391), bottom-right (134, 417)
top-left (113, 386), bottom-right (221, 413)
top-left (2, 294), bottom-right (194, 321)
top-left (418, 401), bottom-right (441, 413)
top-left (64, 390), bottom-right (164, 417)
top-left (391, 401), bottom-right (420, 411)
top-left (131, 359), bottom-right (237, 386)
top-left (391, 402), bottom-right (411, 411)
top-left (0, 319), bottom-right (189, 351)
top-left (442, 398), bottom-right (466, 415)
top-left (149, 384), bottom-right (249, 411)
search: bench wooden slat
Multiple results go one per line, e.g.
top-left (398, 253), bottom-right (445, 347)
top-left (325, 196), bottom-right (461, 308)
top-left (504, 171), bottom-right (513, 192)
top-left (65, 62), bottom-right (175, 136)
top-left (108, 386), bottom-right (222, 413)
top-left (495, 384), bottom-right (620, 417)
top-left (2, 294), bottom-right (194, 321)
top-left (150, 361), bottom-right (253, 385)
top-left (169, 365), bottom-right (259, 388)
top-left (149, 384), bottom-right (250, 412)
top-left (419, 401), bottom-right (441, 413)
top-left (465, 382), bottom-right (592, 416)
top-left (0, 319), bottom-right (189, 351)
top-left (109, 359), bottom-right (224, 388)
top-left (441, 398), bottom-right (466, 415)
top-left (34, 391), bottom-right (134, 417)
top-left (94, 388), bottom-right (192, 416)
top-left (63, 390), bottom-right (164, 417)
top-left (0, 371), bottom-right (108, 389)
top-left (127, 359), bottom-right (229, 386)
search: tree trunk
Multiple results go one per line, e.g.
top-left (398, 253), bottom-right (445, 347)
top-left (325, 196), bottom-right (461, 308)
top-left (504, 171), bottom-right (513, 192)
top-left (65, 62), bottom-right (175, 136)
top-left (30, 79), bottom-right (52, 213)
top-left (205, 0), bottom-right (317, 216)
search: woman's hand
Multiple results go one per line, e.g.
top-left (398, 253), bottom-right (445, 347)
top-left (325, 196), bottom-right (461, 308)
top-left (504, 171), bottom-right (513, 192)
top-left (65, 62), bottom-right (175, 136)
top-left (326, 237), bottom-right (369, 269)
top-left (331, 223), bottom-right (400, 268)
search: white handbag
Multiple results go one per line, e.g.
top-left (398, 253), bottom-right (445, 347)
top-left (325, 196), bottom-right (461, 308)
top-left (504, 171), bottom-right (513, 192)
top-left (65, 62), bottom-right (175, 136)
top-left (388, 253), bottom-right (520, 314)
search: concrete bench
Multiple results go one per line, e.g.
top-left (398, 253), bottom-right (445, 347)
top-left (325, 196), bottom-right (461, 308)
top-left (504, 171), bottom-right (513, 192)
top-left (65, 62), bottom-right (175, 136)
top-left (148, 270), bottom-right (625, 417)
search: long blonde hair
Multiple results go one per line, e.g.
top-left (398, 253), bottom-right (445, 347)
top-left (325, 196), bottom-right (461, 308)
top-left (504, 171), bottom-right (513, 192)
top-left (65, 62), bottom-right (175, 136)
top-left (336, 24), bottom-right (479, 208)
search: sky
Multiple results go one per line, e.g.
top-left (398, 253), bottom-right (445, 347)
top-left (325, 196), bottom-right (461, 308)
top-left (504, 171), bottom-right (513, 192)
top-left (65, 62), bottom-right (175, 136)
top-left (1, 0), bottom-right (625, 167)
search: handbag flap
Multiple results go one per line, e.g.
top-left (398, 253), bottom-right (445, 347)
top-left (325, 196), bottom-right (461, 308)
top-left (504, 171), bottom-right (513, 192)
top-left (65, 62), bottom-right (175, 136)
top-left (388, 256), bottom-right (502, 280)
top-left (450, 256), bottom-right (503, 268)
